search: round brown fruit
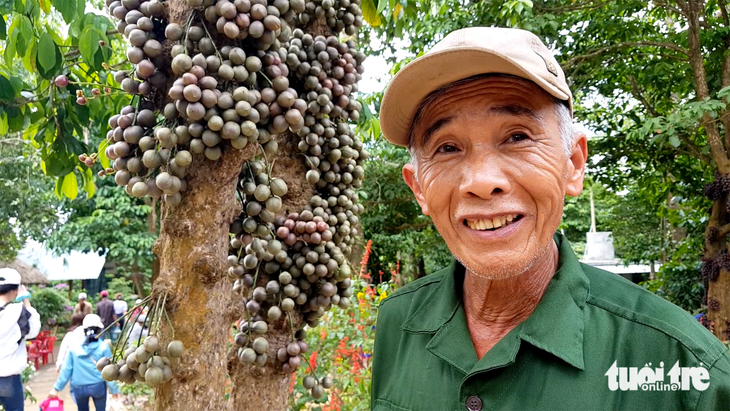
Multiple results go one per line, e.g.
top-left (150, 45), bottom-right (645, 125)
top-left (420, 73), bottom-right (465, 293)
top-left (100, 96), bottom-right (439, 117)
top-left (167, 340), bottom-right (185, 358)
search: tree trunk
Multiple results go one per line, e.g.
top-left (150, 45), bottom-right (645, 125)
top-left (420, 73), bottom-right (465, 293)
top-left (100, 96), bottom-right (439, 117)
top-left (226, 327), bottom-right (295, 410)
top-left (152, 144), bottom-right (255, 411)
top-left (416, 257), bottom-right (426, 280)
top-left (142, 2), bottom-right (345, 409)
top-left (702, 183), bottom-right (730, 339)
top-left (130, 271), bottom-right (145, 297)
top-left (706, 199), bottom-right (730, 340)
top-left (686, 0), bottom-right (730, 340)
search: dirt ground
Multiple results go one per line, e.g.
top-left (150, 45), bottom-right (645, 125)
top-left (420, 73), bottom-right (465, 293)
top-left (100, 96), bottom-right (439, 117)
top-left (24, 345), bottom-right (77, 410)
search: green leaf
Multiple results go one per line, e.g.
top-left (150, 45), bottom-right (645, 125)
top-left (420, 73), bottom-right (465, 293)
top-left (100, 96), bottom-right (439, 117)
top-left (370, 117), bottom-right (381, 139)
top-left (78, 28), bottom-right (100, 69)
top-left (98, 139), bottom-right (110, 169)
top-left (0, 74), bottom-right (15, 102)
top-left (36, 37), bottom-right (62, 78)
top-left (22, 42), bottom-right (37, 73)
top-left (82, 167), bottom-right (95, 198)
top-left (4, 24), bottom-right (16, 61)
top-left (54, 175), bottom-right (64, 199)
top-left (38, 0), bottom-right (50, 13)
top-left (37, 32), bottom-right (57, 72)
top-left (0, 111), bottom-right (8, 135)
top-left (16, 16), bottom-right (32, 58)
top-left (0, 0), bottom-right (11, 14)
top-left (0, 15), bottom-right (6, 40)
top-left (52, 0), bottom-right (77, 23)
top-left (361, 0), bottom-right (381, 26)
top-left (61, 172), bottom-right (78, 200)
top-left (668, 135), bottom-right (681, 148)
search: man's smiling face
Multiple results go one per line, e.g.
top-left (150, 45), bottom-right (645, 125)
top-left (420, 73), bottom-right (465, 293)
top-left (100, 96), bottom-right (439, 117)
top-left (403, 75), bottom-right (587, 279)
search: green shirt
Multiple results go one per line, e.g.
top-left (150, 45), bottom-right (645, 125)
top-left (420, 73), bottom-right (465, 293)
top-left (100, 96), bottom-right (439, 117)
top-left (371, 235), bottom-right (730, 411)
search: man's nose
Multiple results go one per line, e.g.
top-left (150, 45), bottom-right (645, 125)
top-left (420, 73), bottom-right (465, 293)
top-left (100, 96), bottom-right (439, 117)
top-left (458, 155), bottom-right (512, 199)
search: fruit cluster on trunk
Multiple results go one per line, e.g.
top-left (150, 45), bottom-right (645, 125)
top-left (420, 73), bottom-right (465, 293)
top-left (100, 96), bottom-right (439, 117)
top-left (98, 0), bottom-right (367, 408)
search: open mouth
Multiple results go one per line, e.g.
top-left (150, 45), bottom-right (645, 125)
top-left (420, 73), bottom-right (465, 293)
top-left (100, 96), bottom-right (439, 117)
top-left (464, 214), bottom-right (523, 231)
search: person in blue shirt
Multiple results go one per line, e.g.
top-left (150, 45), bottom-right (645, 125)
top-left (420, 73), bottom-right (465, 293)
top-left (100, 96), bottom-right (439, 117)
top-left (48, 314), bottom-right (120, 411)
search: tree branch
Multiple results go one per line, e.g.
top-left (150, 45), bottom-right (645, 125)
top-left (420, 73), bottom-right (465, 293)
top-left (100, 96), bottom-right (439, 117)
top-left (392, 221), bottom-right (432, 232)
top-left (0, 138), bottom-right (29, 145)
top-left (677, 134), bottom-right (712, 164)
top-left (716, 0), bottom-right (730, 150)
top-left (0, 156), bottom-right (25, 164)
top-left (685, 0), bottom-right (729, 171)
top-left (625, 74), bottom-right (711, 163)
top-left (534, 0), bottom-right (611, 13)
top-left (563, 41), bottom-right (689, 69)
top-left (718, 222), bottom-right (730, 238)
top-left (653, 0), bottom-right (687, 17)
top-left (627, 75), bottom-right (660, 117)
top-left (674, 0), bottom-right (689, 15)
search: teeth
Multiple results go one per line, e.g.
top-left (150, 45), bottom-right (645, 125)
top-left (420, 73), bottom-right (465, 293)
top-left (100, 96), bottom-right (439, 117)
top-left (466, 214), bottom-right (520, 231)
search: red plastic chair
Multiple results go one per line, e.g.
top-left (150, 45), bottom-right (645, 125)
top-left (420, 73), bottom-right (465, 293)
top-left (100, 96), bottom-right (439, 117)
top-left (40, 336), bottom-right (57, 365)
top-left (36, 330), bottom-right (50, 341)
top-left (27, 342), bottom-right (40, 370)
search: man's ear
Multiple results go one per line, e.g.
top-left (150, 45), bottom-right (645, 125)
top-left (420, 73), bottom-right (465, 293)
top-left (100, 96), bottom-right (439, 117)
top-left (402, 163), bottom-right (430, 216)
top-left (565, 133), bottom-right (588, 197)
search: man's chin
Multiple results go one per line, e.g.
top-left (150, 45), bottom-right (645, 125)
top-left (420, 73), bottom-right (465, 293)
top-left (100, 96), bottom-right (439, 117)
top-left (457, 257), bottom-right (532, 280)
top-left (453, 243), bottom-right (552, 281)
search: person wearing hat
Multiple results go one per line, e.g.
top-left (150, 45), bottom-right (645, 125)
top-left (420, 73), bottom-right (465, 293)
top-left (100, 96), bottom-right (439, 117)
top-left (49, 314), bottom-right (120, 411)
top-left (0, 268), bottom-right (40, 411)
top-left (113, 293), bottom-right (128, 332)
top-left (371, 27), bottom-right (730, 410)
top-left (127, 313), bottom-right (149, 347)
top-left (73, 292), bottom-right (93, 317)
top-left (95, 290), bottom-right (116, 338)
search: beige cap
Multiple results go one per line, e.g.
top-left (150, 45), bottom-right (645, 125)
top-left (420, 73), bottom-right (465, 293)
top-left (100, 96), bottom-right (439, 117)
top-left (380, 27), bottom-right (573, 147)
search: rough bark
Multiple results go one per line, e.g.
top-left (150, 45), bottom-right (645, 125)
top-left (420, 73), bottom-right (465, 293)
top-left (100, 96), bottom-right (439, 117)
top-left (704, 197), bottom-right (730, 340)
top-left (142, 2), bottom-right (342, 409)
top-left (686, 0), bottom-right (730, 340)
top-left (152, 143), bottom-right (255, 411)
top-left (226, 314), bottom-right (304, 411)
top-left (686, 1), bottom-right (729, 172)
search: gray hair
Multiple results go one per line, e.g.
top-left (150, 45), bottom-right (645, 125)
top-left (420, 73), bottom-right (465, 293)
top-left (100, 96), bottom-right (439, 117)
top-left (407, 74), bottom-right (577, 171)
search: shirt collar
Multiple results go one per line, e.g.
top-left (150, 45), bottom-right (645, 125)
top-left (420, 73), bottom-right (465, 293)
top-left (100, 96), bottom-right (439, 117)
top-left (401, 234), bottom-right (588, 372)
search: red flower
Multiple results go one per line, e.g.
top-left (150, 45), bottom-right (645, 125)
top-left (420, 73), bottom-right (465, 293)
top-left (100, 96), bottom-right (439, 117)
top-left (307, 350), bottom-right (319, 372)
top-left (359, 240), bottom-right (373, 279)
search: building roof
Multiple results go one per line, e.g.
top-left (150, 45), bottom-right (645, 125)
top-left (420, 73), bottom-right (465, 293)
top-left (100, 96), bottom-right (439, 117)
top-left (580, 260), bottom-right (659, 275)
top-left (0, 259), bottom-right (49, 285)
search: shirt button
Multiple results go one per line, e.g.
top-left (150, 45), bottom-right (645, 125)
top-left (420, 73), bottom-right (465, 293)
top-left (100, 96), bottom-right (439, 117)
top-left (466, 395), bottom-right (482, 411)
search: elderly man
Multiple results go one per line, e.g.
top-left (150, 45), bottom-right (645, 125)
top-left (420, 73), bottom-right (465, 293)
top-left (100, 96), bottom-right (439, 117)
top-left (371, 27), bottom-right (730, 411)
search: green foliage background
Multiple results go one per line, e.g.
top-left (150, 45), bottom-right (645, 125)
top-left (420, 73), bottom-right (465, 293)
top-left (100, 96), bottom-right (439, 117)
top-left (30, 286), bottom-right (72, 328)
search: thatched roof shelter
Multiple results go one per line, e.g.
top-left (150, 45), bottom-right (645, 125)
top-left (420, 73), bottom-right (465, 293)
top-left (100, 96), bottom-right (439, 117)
top-left (0, 259), bottom-right (49, 285)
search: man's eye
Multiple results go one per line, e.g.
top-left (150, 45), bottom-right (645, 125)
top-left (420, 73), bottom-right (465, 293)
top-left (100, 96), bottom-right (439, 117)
top-left (436, 144), bottom-right (459, 153)
top-left (509, 133), bottom-right (530, 142)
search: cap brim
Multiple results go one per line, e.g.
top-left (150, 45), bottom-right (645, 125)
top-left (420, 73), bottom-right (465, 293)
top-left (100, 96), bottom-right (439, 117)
top-left (380, 47), bottom-right (571, 147)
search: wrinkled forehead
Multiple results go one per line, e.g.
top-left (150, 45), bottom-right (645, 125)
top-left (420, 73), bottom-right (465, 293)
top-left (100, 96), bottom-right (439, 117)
top-left (408, 74), bottom-right (556, 148)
